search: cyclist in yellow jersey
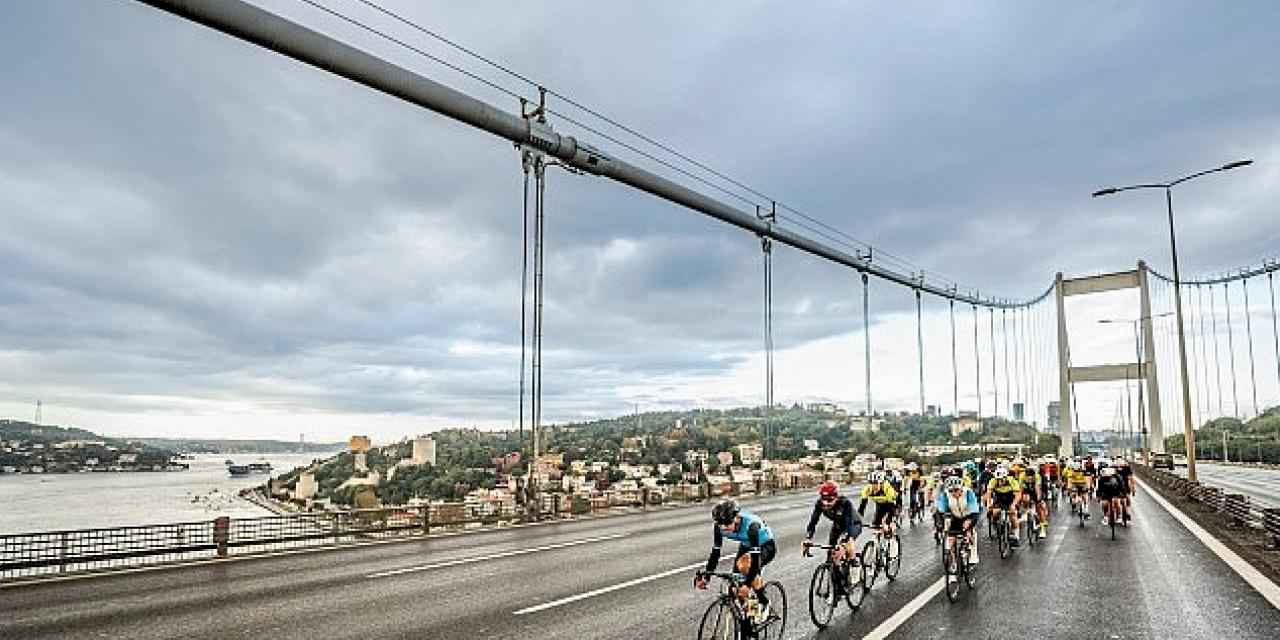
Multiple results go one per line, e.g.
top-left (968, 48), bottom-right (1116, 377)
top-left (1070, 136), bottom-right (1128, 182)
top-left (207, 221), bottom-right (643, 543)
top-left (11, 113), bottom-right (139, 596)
top-left (1063, 459), bottom-right (1092, 520)
top-left (858, 471), bottom-right (899, 537)
top-left (983, 464), bottom-right (1023, 545)
top-left (1018, 462), bottom-right (1047, 539)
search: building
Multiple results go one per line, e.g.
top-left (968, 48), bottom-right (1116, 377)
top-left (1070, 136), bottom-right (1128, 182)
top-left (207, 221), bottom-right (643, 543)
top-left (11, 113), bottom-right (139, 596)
top-left (1013, 403), bottom-right (1025, 422)
top-left (295, 470), bottom-right (317, 500)
top-left (716, 451), bottom-right (734, 467)
top-left (1047, 401), bottom-right (1061, 430)
top-left (685, 450), bottom-right (709, 468)
top-left (925, 405), bottom-right (940, 418)
top-left (807, 402), bottom-right (840, 414)
top-left (412, 436), bottom-right (437, 466)
top-left (950, 415), bottom-right (983, 437)
top-left (735, 443), bottom-right (763, 466)
top-left (849, 416), bottom-right (882, 432)
top-left (349, 435), bottom-right (372, 453)
top-left (803, 439), bottom-right (820, 452)
top-left (493, 452), bottom-right (522, 474)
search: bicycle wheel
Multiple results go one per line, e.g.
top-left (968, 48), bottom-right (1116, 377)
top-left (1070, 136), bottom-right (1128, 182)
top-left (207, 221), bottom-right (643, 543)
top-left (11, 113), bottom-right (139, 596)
top-left (1025, 511), bottom-right (1037, 548)
top-left (987, 512), bottom-right (997, 541)
top-left (998, 518), bottom-right (1011, 559)
top-left (860, 540), bottom-right (878, 590)
top-left (757, 581), bottom-right (787, 640)
top-left (808, 563), bottom-right (836, 628)
top-left (843, 558), bottom-right (866, 610)
top-left (884, 535), bottom-right (902, 580)
top-left (697, 597), bottom-right (738, 640)
top-left (963, 542), bottom-right (977, 589)
top-left (1110, 501), bottom-right (1117, 540)
top-left (944, 544), bottom-right (961, 602)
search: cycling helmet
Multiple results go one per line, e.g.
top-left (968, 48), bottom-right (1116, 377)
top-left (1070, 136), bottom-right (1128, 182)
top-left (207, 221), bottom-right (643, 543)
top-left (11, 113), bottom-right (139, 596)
top-left (930, 471), bottom-right (942, 480)
top-left (943, 476), bottom-right (964, 490)
top-left (1069, 460), bottom-right (1082, 471)
top-left (867, 471), bottom-right (885, 483)
top-left (1114, 457), bottom-right (1129, 467)
top-left (1100, 467), bottom-right (1117, 477)
top-left (993, 466), bottom-right (1009, 479)
top-left (712, 499), bottom-right (740, 525)
top-left (818, 481), bottom-right (839, 499)
top-left (906, 462), bottom-right (918, 471)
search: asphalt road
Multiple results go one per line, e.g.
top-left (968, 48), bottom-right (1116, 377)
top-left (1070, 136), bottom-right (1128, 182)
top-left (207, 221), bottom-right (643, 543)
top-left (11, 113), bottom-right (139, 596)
top-left (2, 484), bottom-right (1278, 639)
top-left (1172, 461), bottom-right (1280, 508)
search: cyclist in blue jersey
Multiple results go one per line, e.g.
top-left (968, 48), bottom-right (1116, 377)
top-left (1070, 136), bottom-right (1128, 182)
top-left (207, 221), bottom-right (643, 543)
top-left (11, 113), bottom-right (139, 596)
top-left (694, 499), bottom-right (777, 618)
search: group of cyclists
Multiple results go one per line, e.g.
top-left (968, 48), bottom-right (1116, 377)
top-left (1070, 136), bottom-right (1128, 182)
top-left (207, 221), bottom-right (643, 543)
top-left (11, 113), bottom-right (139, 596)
top-left (692, 453), bottom-right (1139, 630)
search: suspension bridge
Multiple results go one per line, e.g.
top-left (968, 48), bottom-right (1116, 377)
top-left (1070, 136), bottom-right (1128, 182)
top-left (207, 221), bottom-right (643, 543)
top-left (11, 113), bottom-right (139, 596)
top-left (2, 0), bottom-right (1280, 638)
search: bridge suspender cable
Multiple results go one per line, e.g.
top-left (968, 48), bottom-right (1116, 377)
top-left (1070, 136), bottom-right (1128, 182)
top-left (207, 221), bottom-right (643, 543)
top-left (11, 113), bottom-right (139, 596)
top-left (1270, 271), bottom-right (1280, 398)
top-left (973, 304), bottom-right (982, 418)
top-left (990, 308), bottom-right (999, 418)
top-left (1199, 285), bottom-right (1214, 421)
top-left (916, 288), bottom-right (925, 416)
top-left (862, 272), bottom-right (872, 420)
top-left (1210, 285), bottom-right (1225, 417)
top-left (1225, 282), bottom-right (1240, 418)
top-left (518, 156), bottom-right (531, 445)
top-left (1243, 276), bottom-right (1259, 418)
top-left (950, 299), bottom-right (958, 416)
top-left (1003, 309), bottom-right (1011, 417)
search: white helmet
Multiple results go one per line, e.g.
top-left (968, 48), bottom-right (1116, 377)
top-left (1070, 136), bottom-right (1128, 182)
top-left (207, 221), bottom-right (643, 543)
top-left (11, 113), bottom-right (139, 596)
top-left (993, 466), bottom-right (1009, 479)
top-left (943, 476), bottom-right (964, 490)
top-left (1069, 460), bottom-right (1082, 471)
top-left (906, 462), bottom-right (918, 471)
top-left (868, 471), bottom-right (885, 483)
top-left (1114, 457), bottom-right (1129, 467)
top-left (1101, 467), bottom-right (1117, 477)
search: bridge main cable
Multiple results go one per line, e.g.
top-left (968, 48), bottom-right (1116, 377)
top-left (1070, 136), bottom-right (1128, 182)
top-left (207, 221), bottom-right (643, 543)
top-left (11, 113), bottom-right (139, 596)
top-left (134, 0), bottom-right (1048, 309)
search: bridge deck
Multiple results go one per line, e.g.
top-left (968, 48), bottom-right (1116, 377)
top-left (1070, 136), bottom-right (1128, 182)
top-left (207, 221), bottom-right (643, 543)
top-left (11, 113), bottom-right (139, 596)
top-left (1, 482), bottom-right (1277, 639)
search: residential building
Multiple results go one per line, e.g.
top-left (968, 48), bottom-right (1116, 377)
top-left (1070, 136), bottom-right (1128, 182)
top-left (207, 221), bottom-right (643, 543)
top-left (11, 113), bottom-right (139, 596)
top-left (849, 416), bottom-right (883, 432)
top-left (412, 436), bottom-right (437, 466)
top-left (735, 443), bottom-right (763, 466)
top-left (1048, 401), bottom-right (1061, 430)
top-left (803, 439), bottom-right (820, 452)
top-left (716, 451), bottom-right (734, 467)
top-left (295, 470), bottom-right (317, 500)
top-left (349, 435), bottom-right (372, 453)
top-left (950, 415), bottom-right (983, 437)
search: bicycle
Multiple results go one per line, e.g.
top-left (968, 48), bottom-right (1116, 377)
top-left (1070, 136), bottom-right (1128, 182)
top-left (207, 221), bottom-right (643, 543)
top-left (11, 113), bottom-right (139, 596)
top-left (859, 522), bottom-right (901, 589)
top-left (696, 571), bottom-right (787, 640)
top-left (1023, 498), bottom-right (1039, 548)
top-left (940, 519), bottom-right (978, 602)
top-left (908, 489), bottom-right (925, 524)
top-left (989, 506), bottom-right (1013, 559)
top-left (1103, 495), bottom-right (1126, 540)
top-left (802, 542), bottom-right (865, 628)
top-left (1070, 488), bottom-right (1089, 527)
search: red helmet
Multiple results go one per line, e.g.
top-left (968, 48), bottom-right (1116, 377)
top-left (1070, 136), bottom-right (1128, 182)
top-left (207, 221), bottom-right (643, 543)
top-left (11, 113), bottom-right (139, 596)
top-left (818, 481), bottom-right (839, 499)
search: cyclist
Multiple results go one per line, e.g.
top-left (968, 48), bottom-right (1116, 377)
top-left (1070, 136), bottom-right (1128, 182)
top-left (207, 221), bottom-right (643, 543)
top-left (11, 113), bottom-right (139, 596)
top-left (1018, 459), bottom-right (1047, 539)
top-left (858, 470), bottom-right (899, 537)
top-left (695, 499), bottom-right (776, 620)
top-left (976, 460), bottom-right (996, 498)
top-left (1040, 456), bottom-right (1060, 497)
top-left (905, 462), bottom-right (925, 518)
top-left (887, 467), bottom-right (905, 514)
top-left (936, 475), bottom-right (981, 568)
top-left (1063, 459), bottom-right (1091, 519)
top-left (803, 481), bottom-right (861, 596)
top-left (983, 464), bottom-right (1023, 546)
top-left (1114, 457), bottom-right (1135, 521)
top-left (1096, 466), bottom-right (1126, 526)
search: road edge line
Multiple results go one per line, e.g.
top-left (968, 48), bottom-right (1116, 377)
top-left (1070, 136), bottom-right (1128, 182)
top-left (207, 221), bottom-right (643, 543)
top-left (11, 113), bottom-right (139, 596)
top-left (860, 577), bottom-right (944, 640)
top-left (1137, 476), bottom-right (1280, 609)
top-left (513, 561), bottom-right (705, 615)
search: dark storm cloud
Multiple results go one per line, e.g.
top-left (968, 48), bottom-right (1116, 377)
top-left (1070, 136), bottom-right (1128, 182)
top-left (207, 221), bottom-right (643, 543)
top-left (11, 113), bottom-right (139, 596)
top-left (1, 0), bottom-right (1277, 437)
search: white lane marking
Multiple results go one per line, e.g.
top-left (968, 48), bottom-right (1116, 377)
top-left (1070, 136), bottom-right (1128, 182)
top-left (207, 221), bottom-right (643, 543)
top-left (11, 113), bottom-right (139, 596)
top-left (366, 534), bottom-right (623, 579)
top-left (513, 561), bottom-right (706, 615)
top-left (860, 577), bottom-right (945, 640)
top-left (1137, 477), bottom-right (1280, 609)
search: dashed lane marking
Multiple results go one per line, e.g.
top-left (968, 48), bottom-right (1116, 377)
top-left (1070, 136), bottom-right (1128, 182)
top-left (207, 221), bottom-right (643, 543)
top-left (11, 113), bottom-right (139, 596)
top-left (513, 561), bottom-right (706, 615)
top-left (860, 577), bottom-right (945, 640)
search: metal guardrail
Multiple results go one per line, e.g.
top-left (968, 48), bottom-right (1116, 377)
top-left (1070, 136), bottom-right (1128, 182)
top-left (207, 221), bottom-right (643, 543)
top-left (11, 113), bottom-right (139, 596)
top-left (1136, 465), bottom-right (1280, 549)
top-left (0, 490), bottom-right (802, 583)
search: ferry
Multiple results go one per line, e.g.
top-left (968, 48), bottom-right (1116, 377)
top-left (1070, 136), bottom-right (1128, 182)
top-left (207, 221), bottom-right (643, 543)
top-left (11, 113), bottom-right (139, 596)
top-left (248, 461), bottom-right (272, 474)
top-left (227, 464), bottom-right (251, 477)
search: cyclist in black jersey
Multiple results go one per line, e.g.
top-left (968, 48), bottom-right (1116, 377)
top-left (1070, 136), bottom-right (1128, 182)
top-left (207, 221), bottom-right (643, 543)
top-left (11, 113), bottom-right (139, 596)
top-left (803, 481), bottom-right (862, 595)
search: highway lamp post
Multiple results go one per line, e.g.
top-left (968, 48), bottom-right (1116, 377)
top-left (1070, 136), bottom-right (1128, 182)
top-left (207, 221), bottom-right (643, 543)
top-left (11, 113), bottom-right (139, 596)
top-left (1093, 159), bottom-right (1253, 481)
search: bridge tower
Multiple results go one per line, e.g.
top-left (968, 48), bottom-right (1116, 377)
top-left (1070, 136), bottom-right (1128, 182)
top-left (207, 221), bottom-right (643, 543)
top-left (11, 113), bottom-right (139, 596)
top-left (1054, 261), bottom-right (1164, 457)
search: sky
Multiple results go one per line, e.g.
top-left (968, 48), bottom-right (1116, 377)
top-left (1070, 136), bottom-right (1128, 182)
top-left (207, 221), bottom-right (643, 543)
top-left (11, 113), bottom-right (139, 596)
top-left (2, 1), bottom-right (1279, 443)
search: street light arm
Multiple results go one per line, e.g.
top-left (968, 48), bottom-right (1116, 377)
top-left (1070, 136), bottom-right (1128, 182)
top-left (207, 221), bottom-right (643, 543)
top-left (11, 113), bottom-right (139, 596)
top-left (1092, 183), bottom-right (1168, 197)
top-left (1168, 160), bottom-right (1253, 187)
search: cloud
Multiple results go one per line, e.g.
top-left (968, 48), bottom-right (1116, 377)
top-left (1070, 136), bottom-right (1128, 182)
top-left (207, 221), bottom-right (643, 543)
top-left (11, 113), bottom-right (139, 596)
top-left (1, 1), bottom-right (1278, 441)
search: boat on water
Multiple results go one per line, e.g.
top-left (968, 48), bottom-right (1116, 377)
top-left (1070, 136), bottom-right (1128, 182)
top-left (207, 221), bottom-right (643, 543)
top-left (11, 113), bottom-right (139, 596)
top-left (225, 459), bottom-right (235, 466)
top-left (247, 462), bottom-right (272, 473)
top-left (227, 464), bottom-right (251, 477)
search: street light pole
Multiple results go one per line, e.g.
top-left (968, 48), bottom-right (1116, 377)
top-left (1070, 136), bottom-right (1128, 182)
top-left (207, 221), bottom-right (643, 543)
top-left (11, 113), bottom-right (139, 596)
top-left (1092, 159), bottom-right (1253, 482)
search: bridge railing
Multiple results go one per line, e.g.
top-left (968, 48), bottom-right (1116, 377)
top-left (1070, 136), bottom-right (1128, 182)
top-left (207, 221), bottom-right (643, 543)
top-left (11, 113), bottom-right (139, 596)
top-left (1136, 465), bottom-right (1280, 549)
top-left (0, 489), bottom-right (800, 583)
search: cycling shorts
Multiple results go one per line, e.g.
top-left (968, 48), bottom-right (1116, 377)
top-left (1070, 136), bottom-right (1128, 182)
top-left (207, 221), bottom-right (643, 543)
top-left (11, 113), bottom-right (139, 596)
top-left (871, 502), bottom-right (897, 527)
top-left (992, 491), bottom-right (1016, 510)
top-left (944, 513), bottom-right (978, 535)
